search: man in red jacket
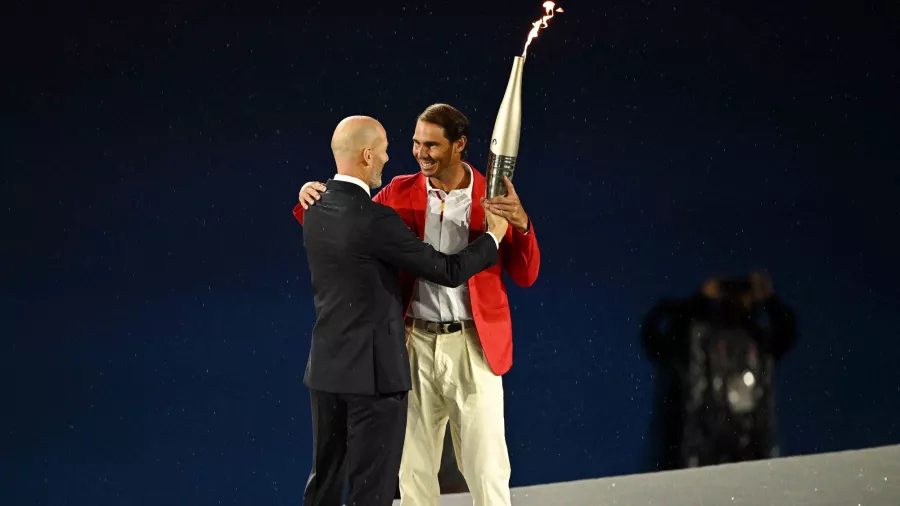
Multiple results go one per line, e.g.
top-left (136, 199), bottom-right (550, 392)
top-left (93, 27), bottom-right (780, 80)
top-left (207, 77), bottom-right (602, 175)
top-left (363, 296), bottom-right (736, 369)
top-left (294, 103), bottom-right (540, 506)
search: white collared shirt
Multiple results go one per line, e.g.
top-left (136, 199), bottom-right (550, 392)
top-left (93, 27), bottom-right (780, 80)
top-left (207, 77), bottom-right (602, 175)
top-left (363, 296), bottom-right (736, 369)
top-left (407, 163), bottom-right (487, 322)
top-left (332, 174), bottom-right (370, 196)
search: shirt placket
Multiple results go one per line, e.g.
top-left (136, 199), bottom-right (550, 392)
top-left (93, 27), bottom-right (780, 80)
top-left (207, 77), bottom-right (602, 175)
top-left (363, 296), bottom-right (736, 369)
top-left (433, 189), bottom-right (450, 321)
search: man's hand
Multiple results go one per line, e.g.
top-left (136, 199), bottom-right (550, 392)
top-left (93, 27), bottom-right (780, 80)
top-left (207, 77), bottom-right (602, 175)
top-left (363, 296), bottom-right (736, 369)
top-left (482, 176), bottom-right (529, 233)
top-left (484, 207), bottom-right (509, 241)
top-left (298, 182), bottom-right (327, 210)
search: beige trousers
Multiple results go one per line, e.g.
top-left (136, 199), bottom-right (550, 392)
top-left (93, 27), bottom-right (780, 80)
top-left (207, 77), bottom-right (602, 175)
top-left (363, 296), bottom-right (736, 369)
top-left (399, 319), bottom-right (512, 506)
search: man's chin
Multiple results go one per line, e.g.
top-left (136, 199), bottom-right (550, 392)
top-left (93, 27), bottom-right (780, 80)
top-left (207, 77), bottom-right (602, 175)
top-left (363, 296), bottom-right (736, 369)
top-left (418, 161), bottom-right (439, 176)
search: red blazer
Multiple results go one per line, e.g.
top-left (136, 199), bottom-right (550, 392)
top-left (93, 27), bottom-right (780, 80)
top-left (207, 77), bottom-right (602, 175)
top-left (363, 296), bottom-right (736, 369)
top-left (292, 164), bottom-right (540, 375)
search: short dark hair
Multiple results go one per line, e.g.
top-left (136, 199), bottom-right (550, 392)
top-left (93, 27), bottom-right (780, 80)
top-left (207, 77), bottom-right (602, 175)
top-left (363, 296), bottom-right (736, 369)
top-left (417, 103), bottom-right (470, 160)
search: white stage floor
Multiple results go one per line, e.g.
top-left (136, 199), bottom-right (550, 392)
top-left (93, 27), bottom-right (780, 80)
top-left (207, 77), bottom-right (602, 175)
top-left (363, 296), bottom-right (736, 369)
top-left (392, 445), bottom-right (900, 505)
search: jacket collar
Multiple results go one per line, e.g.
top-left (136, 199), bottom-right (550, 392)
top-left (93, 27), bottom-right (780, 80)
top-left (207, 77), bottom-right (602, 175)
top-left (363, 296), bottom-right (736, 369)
top-left (332, 173), bottom-right (370, 196)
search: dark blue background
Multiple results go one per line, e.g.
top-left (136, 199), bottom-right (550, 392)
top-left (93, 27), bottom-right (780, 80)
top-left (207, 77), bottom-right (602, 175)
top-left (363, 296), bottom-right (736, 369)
top-left (4, 0), bottom-right (899, 504)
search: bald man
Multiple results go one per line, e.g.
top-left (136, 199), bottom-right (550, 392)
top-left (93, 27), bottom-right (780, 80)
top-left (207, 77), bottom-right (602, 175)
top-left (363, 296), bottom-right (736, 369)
top-left (297, 116), bottom-right (509, 506)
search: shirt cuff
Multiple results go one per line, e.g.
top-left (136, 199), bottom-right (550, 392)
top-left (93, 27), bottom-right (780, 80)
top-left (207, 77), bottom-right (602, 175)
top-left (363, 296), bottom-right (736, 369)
top-left (487, 231), bottom-right (501, 249)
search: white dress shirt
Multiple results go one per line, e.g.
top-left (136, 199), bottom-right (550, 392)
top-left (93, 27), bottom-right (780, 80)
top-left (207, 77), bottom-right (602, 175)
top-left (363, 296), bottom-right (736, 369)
top-left (407, 163), bottom-right (489, 323)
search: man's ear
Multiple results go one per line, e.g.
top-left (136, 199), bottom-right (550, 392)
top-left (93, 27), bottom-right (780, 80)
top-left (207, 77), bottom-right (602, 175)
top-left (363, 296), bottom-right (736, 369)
top-left (362, 147), bottom-right (372, 165)
top-left (455, 135), bottom-right (467, 155)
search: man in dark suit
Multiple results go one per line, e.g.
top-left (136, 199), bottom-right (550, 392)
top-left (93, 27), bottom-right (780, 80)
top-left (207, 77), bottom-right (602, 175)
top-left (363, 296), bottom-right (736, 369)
top-left (298, 115), bottom-right (508, 506)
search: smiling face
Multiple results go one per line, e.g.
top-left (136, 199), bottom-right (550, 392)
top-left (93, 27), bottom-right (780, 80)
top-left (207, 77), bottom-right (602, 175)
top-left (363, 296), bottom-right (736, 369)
top-left (412, 120), bottom-right (468, 184)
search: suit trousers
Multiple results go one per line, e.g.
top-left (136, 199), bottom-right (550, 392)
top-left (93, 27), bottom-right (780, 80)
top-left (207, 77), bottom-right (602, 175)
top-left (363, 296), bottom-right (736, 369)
top-left (303, 389), bottom-right (408, 506)
top-left (399, 320), bottom-right (511, 506)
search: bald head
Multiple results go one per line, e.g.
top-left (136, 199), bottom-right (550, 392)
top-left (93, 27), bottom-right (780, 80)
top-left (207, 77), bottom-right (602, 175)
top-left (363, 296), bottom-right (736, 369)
top-left (331, 116), bottom-right (385, 161)
top-left (330, 115), bottom-right (389, 189)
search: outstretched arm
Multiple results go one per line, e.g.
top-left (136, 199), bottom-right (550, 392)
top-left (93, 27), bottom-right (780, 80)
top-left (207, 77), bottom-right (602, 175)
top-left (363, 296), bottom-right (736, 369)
top-left (500, 221), bottom-right (540, 287)
top-left (370, 205), bottom-right (501, 287)
top-left (482, 176), bottom-right (540, 287)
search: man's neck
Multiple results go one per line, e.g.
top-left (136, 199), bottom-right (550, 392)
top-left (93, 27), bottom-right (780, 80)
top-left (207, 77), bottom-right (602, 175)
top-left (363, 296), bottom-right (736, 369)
top-left (429, 162), bottom-right (469, 192)
top-left (334, 167), bottom-right (371, 195)
top-left (336, 166), bottom-right (367, 183)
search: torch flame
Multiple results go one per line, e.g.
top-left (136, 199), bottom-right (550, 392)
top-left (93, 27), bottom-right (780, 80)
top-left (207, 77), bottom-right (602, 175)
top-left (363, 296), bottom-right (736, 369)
top-left (522, 1), bottom-right (563, 58)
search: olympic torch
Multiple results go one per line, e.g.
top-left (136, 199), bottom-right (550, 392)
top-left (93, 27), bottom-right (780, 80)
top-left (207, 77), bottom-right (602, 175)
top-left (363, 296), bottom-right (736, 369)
top-left (484, 1), bottom-right (563, 199)
top-left (485, 57), bottom-right (524, 199)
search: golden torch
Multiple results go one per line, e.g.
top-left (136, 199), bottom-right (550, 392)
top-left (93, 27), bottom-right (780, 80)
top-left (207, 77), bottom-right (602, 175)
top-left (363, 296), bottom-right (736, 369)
top-left (485, 2), bottom-right (563, 198)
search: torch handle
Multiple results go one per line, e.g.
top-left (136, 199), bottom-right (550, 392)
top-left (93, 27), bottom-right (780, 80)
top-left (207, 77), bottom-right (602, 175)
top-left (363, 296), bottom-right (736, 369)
top-left (485, 151), bottom-right (518, 199)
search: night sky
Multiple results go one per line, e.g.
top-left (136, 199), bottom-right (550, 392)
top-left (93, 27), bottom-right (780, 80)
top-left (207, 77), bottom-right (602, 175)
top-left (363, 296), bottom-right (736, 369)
top-left (4, 0), bottom-right (900, 504)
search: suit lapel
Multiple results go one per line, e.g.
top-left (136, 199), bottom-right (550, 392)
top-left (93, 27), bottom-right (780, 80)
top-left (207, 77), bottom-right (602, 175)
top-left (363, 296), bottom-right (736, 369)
top-left (466, 164), bottom-right (487, 293)
top-left (469, 164), bottom-right (486, 242)
top-left (410, 173), bottom-right (428, 239)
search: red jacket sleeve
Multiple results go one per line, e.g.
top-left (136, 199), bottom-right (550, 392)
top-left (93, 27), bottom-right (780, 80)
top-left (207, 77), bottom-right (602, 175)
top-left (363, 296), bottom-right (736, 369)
top-left (500, 221), bottom-right (540, 287)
